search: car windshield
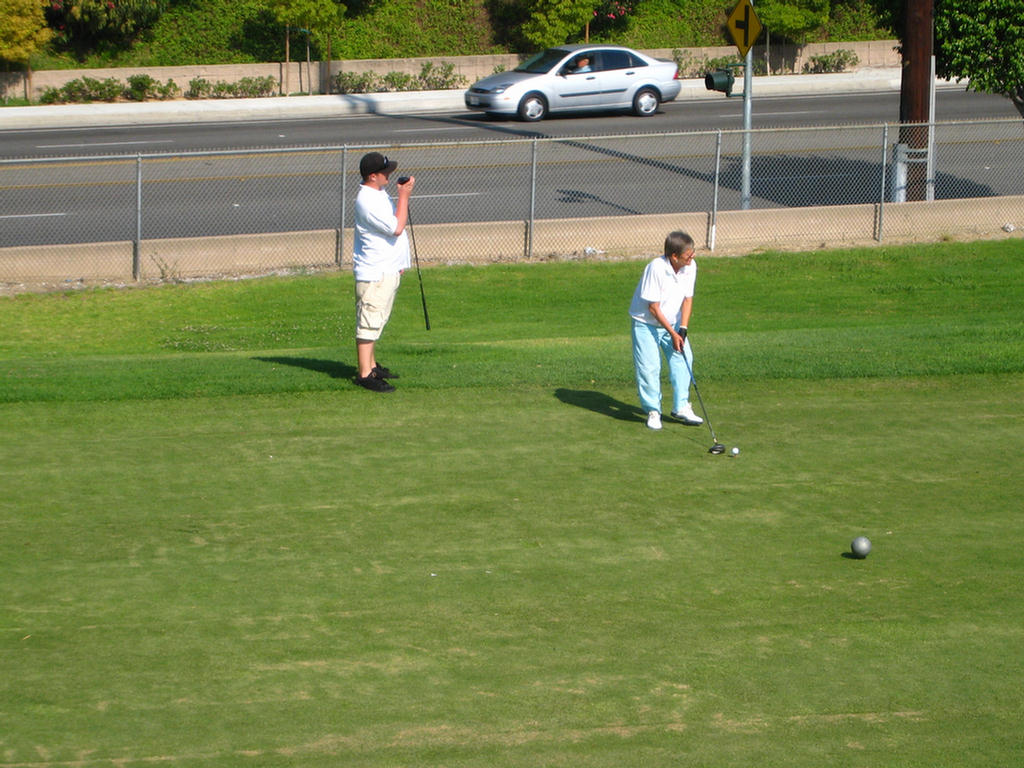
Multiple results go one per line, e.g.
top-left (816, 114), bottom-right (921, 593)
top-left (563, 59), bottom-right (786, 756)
top-left (515, 49), bottom-right (570, 74)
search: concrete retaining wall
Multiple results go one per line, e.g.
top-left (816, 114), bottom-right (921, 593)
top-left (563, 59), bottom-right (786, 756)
top-left (140, 230), bottom-right (339, 280)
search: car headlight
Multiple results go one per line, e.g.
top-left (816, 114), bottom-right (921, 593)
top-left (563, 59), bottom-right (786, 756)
top-left (491, 83), bottom-right (513, 94)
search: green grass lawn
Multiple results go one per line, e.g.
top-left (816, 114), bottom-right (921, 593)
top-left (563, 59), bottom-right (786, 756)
top-left (2, 240), bottom-right (1023, 766)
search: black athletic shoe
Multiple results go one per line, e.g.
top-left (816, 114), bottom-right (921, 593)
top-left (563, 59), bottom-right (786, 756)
top-left (373, 364), bottom-right (399, 379)
top-left (355, 374), bottom-right (395, 393)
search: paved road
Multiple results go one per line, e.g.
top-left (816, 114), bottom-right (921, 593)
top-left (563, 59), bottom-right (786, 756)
top-left (2, 89), bottom-right (1021, 247)
top-left (1, 87), bottom-right (1019, 158)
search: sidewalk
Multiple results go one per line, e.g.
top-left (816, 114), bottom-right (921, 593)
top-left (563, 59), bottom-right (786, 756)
top-left (1, 68), bottom-right (958, 130)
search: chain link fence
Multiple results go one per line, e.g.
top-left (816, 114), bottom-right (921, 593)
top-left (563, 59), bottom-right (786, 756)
top-left (2, 118), bottom-right (1022, 287)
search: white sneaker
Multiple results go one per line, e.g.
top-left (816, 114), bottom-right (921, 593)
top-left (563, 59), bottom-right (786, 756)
top-left (671, 403), bottom-right (703, 426)
top-left (646, 411), bottom-right (662, 430)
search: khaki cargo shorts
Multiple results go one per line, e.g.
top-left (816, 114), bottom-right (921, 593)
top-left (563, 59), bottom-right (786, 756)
top-left (355, 271), bottom-right (402, 341)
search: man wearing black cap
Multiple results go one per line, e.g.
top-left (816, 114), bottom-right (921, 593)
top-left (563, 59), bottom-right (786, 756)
top-left (352, 151), bottom-right (416, 392)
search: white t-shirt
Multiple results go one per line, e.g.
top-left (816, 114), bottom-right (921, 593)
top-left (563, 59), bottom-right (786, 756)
top-left (353, 184), bottom-right (411, 282)
top-left (628, 255), bottom-right (697, 327)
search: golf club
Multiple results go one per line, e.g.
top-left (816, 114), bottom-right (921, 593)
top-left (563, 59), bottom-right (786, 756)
top-left (679, 336), bottom-right (725, 454)
top-left (398, 176), bottom-right (430, 331)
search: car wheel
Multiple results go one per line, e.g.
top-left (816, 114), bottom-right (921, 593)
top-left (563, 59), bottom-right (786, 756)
top-left (633, 87), bottom-right (660, 117)
top-left (518, 93), bottom-right (548, 122)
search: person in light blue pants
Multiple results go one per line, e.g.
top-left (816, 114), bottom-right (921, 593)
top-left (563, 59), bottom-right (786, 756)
top-left (628, 231), bottom-right (704, 431)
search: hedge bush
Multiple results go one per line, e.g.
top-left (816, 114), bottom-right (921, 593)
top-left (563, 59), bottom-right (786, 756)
top-left (185, 76), bottom-right (277, 99)
top-left (38, 74), bottom-right (277, 103)
top-left (40, 76), bottom-right (123, 103)
top-left (125, 74), bottom-right (180, 100)
top-left (333, 62), bottom-right (467, 94)
top-left (802, 49), bottom-right (860, 74)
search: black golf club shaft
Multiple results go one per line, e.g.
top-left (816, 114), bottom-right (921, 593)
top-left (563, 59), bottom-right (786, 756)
top-left (679, 339), bottom-right (720, 447)
top-left (400, 181), bottom-right (430, 331)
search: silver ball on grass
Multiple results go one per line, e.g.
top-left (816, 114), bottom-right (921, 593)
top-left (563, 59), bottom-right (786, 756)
top-left (851, 536), bottom-right (872, 559)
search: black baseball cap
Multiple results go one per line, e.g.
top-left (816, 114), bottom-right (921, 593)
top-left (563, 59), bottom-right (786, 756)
top-left (360, 152), bottom-right (398, 178)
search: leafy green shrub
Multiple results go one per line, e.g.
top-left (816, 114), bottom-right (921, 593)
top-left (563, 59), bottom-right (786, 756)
top-left (233, 76), bottom-right (276, 97)
top-left (333, 71), bottom-right (379, 94)
top-left (381, 71), bottom-right (416, 92)
top-left (156, 79), bottom-right (180, 99)
top-left (211, 81), bottom-right (235, 98)
top-left (333, 63), bottom-right (467, 95)
top-left (126, 74), bottom-right (156, 101)
top-left (39, 87), bottom-right (64, 104)
top-left (803, 49), bottom-right (859, 74)
top-left (185, 75), bottom-right (275, 99)
top-left (332, 0), bottom-right (500, 59)
top-left (124, 74), bottom-right (180, 100)
top-left (672, 49), bottom-right (698, 78)
top-left (89, 76), bottom-right (123, 101)
top-left (696, 56), bottom-right (744, 80)
top-left (40, 76), bottom-right (125, 103)
top-left (416, 61), bottom-right (467, 90)
top-left (187, 77), bottom-right (212, 99)
top-left (616, 0), bottom-right (724, 49)
top-left (825, 1), bottom-right (894, 42)
top-left (133, 0), bottom-right (281, 66)
top-left (681, 54), bottom-right (766, 79)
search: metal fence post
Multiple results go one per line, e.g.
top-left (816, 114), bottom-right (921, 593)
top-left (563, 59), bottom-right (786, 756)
top-left (337, 146), bottom-right (348, 267)
top-left (133, 154), bottom-right (142, 281)
top-left (927, 55), bottom-right (937, 202)
top-left (709, 130), bottom-right (723, 251)
top-left (892, 141), bottom-right (909, 203)
top-left (527, 138), bottom-right (538, 259)
top-left (877, 124), bottom-right (889, 242)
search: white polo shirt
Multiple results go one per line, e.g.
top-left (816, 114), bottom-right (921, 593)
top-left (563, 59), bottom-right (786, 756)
top-left (353, 184), bottom-right (411, 282)
top-left (628, 255), bottom-right (697, 327)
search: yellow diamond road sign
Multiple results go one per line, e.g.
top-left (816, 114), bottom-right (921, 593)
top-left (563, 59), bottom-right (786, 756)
top-left (727, 0), bottom-right (762, 58)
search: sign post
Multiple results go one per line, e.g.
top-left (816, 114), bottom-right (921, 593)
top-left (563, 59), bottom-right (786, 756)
top-left (727, 0), bottom-right (761, 209)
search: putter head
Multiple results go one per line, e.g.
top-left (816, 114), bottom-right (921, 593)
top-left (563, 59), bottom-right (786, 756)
top-left (708, 443), bottom-right (726, 455)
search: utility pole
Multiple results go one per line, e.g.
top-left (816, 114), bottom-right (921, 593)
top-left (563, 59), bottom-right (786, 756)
top-left (898, 0), bottom-right (933, 201)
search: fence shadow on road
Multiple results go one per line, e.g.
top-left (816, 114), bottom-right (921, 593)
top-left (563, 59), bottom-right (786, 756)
top-left (742, 154), bottom-right (995, 207)
top-left (553, 139), bottom-right (999, 209)
top-left (556, 189), bottom-right (643, 215)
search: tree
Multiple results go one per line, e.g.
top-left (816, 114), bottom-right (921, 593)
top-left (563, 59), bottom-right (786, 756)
top-left (934, 0), bottom-right (1024, 115)
top-left (753, 0), bottom-right (829, 74)
top-left (0, 0), bottom-right (53, 65)
top-left (521, 0), bottom-right (600, 48)
top-left (756, 0), bottom-right (829, 44)
top-left (866, 0), bottom-right (1024, 115)
top-left (269, 0), bottom-right (345, 93)
top-left (45, 0), bottom-right (166, 56)
top-left (585, 0), bottom-right (632, 42)
top-left (269, 0), bottom-right (344, 47)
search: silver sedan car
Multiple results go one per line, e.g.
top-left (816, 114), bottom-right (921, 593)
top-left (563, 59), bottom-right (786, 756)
top-left (464, 44), bottom-right (681, 122)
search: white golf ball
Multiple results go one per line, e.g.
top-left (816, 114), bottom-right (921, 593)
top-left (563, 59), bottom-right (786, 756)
top-left (731, 446), bottom-right (740, 456)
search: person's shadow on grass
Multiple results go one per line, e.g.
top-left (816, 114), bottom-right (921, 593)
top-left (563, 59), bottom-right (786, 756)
top-left (555, 388), bottom-right (644, 423)
top-left (254, 356), bottom-right (357, 380)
